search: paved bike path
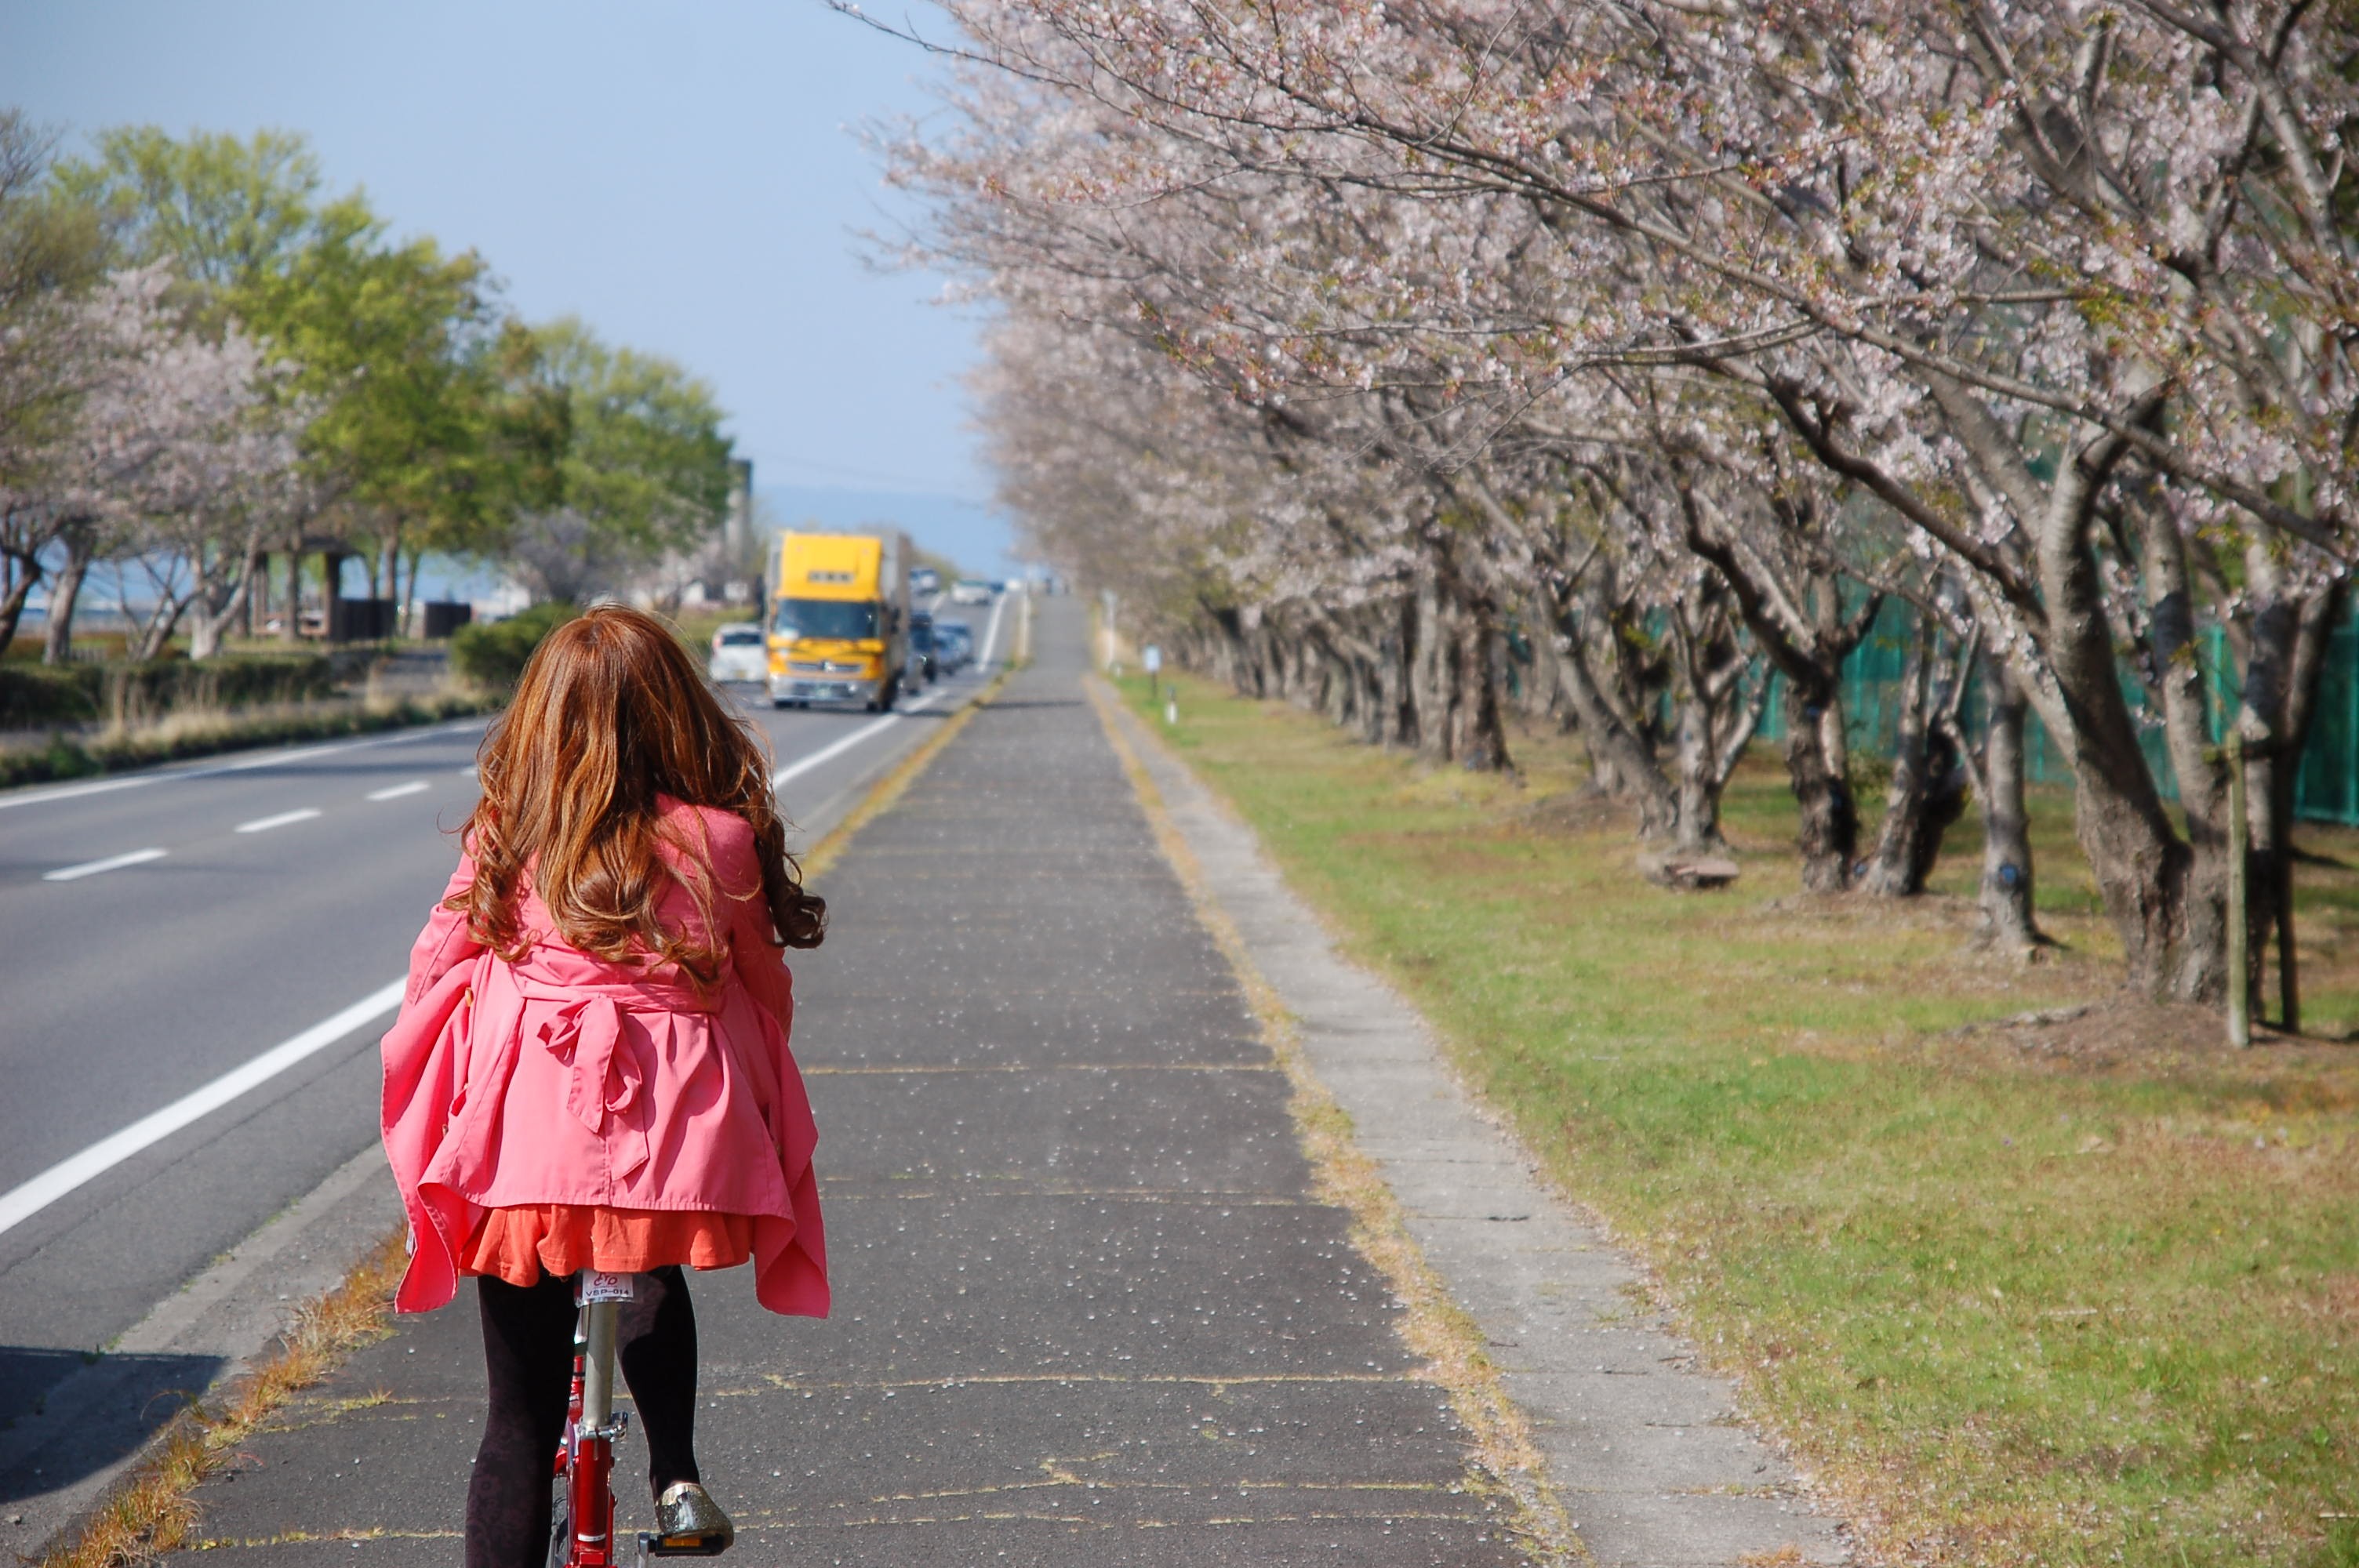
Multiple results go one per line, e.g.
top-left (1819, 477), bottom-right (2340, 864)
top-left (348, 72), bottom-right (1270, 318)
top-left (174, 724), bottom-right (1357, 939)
top-left (169, 598), bottom-right (1534, 1566)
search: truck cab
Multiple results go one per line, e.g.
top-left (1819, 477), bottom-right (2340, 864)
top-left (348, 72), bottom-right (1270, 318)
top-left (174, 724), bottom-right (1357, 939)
top-left (768, 531), bottom-right (912, 712)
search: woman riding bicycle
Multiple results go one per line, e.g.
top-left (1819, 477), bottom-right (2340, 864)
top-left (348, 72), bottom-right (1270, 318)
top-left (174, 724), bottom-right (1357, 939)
top-left (381, 605), bottom-right (830, 1568)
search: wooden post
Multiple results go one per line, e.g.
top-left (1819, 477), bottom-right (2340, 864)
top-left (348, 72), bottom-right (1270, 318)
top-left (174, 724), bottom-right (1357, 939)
top-left (2226, 731), bottom-right (2251, 1048)
top-left (2278, 843), bottom-right (2300, 1034)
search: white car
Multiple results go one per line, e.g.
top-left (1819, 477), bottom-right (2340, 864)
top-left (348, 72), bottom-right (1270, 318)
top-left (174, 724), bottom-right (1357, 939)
top-left (707, 622), bottom-right (768, 684)
top-left (950, 579), bottom-right (994, 605)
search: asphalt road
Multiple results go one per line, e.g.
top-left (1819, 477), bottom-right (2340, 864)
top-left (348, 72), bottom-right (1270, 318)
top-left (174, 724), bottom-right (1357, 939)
top-left (0, 594), bottom-right (1011, 1448)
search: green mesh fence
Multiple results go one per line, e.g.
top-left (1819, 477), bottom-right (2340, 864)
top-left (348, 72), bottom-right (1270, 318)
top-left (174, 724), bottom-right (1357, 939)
top-left (1757, 603), bottom-right (2359, 825)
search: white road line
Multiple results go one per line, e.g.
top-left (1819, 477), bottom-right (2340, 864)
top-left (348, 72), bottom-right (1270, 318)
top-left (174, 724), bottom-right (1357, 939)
top-left (43, 847), bottom-right (168, 882)
top-left (367, 781), bottom-right (429, 801)
top-left (0, 775), bottom-right (158, 812)
top-left (182, 719), bottom-right (485, 779)
top-left (0, 718), bottom-right (488, 813)
top-left (769, 687), bottom-right (952, 789)
top-left (979, 591), bottom-right (1009, 668)
top-left (234, 808), bottom-right (322, 834)
top-left (0, 978), bottom-right (406, 1239)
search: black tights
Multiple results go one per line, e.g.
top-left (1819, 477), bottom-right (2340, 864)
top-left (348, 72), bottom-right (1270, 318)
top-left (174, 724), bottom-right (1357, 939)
top-left (466, 1266), bottom-right (703, 1568)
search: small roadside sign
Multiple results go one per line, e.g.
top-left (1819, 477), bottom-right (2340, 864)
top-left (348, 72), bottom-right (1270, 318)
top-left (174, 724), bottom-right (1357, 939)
top-left (1143, 645), bottom-right (1162, 673)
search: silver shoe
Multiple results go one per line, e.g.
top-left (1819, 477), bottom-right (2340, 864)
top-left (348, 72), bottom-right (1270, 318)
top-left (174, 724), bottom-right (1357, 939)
top-left (649, 1481), bottom-right (733, 1554)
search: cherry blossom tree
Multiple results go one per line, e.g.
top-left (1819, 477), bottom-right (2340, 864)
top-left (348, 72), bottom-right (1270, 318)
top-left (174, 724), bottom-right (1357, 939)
top-left (0, 264), bottom-right (300, 662)
top-left (873, 0), bottom-right (2359, 1001)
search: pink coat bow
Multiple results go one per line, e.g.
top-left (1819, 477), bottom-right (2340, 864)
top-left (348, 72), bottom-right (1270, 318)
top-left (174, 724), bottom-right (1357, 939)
top-left (537, 994), bottom-right (649, 1179)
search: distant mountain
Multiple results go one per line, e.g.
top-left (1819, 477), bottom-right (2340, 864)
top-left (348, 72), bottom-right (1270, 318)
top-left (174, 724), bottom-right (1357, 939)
top-left (758, 484), bottom-right (1022, 579)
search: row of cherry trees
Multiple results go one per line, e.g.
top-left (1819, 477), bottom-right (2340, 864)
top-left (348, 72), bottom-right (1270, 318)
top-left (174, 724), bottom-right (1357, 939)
top-left (0, 114), bottom-right (739, 668)
top-left (884, 0), bottom-right (2359, 1004)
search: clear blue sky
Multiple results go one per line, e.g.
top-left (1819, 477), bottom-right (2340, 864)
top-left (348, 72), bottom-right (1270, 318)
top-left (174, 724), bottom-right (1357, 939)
top-left (0, 2), bottom-right (1000, 528)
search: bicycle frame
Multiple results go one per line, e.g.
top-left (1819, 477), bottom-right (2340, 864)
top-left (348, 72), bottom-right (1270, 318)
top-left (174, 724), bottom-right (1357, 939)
top-left (550, 1271), bottom-right (729, 1568)
top-left (551, 1276), bottom-right (633, 1568)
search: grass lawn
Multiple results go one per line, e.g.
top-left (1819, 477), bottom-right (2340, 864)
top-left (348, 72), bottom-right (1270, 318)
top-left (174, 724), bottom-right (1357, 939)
top-left (1118, 671), bottom-right (2359, 1567)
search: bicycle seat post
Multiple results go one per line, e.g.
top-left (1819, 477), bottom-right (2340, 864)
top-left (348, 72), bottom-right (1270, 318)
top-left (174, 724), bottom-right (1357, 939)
top-left (581, 1299), bottom-right (621, 1431)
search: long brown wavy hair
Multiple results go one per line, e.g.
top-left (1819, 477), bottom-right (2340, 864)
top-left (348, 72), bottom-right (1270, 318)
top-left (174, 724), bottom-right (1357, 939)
top-left (449, 604), bottom-right (826, 975)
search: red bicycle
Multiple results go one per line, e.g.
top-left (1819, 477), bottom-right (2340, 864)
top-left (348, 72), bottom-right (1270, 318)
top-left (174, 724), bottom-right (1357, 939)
top-left (549, 1272), bottom-right (730, 1568)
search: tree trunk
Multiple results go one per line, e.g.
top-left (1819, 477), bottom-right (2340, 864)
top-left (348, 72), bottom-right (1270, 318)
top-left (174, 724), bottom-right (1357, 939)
top-left (1670, 691), bottom-right (1733, 853)
top-left (1667, 665), bottom-right (1768, 856)
top-left (402, 545), bottom-right (425, 638)
top-left (238, 544), bottom-right (261, 638)
top-left (2142, 504), bottom-right (2229, 1004)
top-left (1518, 613), bottom-right (1559, 724)
top-left (1451, 599), bottom-right (1512, 771)
top-left (322, 550), bottom-right (349, 642)
top-left (1783, 671), bottom-right (1856, 891)
top-left (281, 537), bottom-right (304, 643)
top-left (1674, 506), bottom-right (1874, 890)
top-left (187, 539), bottom-right (264, 662)
top-left (1381, 597), bottom-right (1415, 746)
top-left (1863, 617), bottom-right (1967, 896)
top-left (128, 590), bottom-right (190, 662)
top-left (2237, 568), bottom-right (2344, 1029)
top-left (2023, 489), bottom-right (2194, 999)
top-left (1409, 575), bottom-right (1452, 760)
top-left (42, 528), bottom-right (96, 666)
top-left (1968, 653), bottom-right (2042, 952)
top-left (0, 559), bottom-right (37, 658)
top-left (1663, 578), bottom-right (1762, 856)
top-left (1541, 589), bottom-right (1677, 835)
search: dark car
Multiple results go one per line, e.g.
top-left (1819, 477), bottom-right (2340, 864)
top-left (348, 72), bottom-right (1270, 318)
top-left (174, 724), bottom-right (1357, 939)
top-left (933, 620), bottom-right (973, 673)
top-left (907, 612), bottom-right (939, 685)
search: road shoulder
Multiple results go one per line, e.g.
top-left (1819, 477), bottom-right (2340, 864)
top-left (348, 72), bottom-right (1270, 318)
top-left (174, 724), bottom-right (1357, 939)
top-left (1089, 681), bottom-right (1855, 1568)
top-left (2, 1146), bottom-right (400, 1558)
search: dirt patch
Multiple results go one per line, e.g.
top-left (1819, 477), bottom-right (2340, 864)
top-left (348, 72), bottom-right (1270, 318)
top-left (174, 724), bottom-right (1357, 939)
top-left (1513, 788), bottom-right (1632, 837)
top-left (1954, 995), bottom-right (2359, 1068)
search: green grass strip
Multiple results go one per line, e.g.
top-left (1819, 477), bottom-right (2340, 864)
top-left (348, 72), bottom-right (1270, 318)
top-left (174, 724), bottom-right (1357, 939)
top-left (1118, 670), bottom-right (2359, 1568)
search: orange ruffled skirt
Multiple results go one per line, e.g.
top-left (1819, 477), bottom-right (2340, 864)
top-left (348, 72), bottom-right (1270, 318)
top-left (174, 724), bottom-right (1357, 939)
top-left (462, 1205), bottom-right (755, 1288)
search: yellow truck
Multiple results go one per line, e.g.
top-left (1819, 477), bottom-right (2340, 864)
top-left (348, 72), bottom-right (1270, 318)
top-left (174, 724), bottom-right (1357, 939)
top-left (767, 530), bottom-right (912, 711)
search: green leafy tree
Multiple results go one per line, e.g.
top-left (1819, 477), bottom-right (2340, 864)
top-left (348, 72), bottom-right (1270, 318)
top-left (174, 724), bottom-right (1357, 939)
top-left (507, 318), bottom-right (734, 603)
top-left (251, 197), bottom-right (504, 602)
top-left (53, 125), bottom-right (321, 313)
top-left (56, 127), bottom-right (541, 630)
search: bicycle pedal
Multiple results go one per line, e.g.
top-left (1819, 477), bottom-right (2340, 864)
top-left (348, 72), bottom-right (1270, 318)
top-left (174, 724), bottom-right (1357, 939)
top-left (637, 1529), bottom-right (730, 1559)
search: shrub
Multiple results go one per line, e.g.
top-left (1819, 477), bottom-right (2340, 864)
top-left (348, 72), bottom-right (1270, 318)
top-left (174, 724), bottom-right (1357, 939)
top-left (0, 654), bottom-right (339, 730)
top-left (0, 690), bottom-right (500, 790)
top-left (450, 602), bottom-right (580, 689)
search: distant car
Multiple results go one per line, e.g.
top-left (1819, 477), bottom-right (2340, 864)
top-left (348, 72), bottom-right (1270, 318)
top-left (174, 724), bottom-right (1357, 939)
top-left (911, 566), bottom-right (941, 597)
top-left (950, 578), bottom-right (994, 605)
top-left (907, 612), bottom-right (939, 685)
top-left (708, 622), bottom-right (767, 684)
top-left (933, 620), bottom-right (973, 673)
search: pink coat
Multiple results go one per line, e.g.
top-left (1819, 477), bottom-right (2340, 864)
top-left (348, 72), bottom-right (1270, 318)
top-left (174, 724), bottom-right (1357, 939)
top-left (380, 798), bottom-right (827, 1316)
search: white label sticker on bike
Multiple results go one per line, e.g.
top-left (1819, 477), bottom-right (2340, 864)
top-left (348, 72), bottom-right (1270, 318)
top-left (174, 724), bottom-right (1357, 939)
top-left (580, 1269), bottom-right (637, 1302)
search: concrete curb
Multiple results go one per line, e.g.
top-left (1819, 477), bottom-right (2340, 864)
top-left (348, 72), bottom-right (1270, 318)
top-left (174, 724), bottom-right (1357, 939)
top-left (1092, 682), bottom-right (1856, 1568)
top-left (3, 1145), bottom-right (401, 1557)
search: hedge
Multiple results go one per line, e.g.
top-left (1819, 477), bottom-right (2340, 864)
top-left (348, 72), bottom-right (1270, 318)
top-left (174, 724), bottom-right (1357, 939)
top-left (0, 653), bottom-right (340, 730)
top-left (449, 602), bottom-right (581, 690)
